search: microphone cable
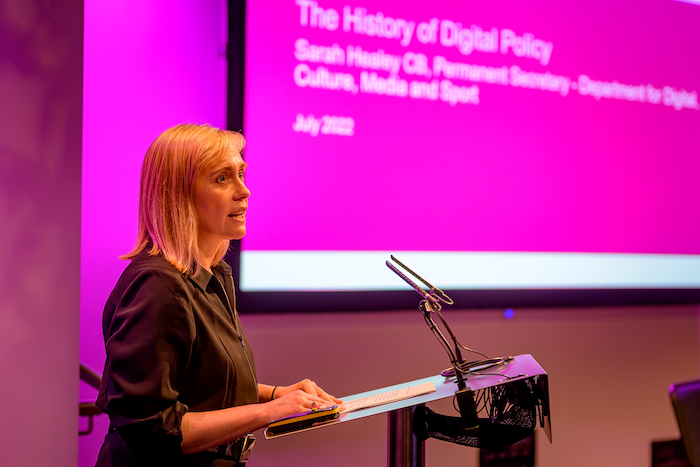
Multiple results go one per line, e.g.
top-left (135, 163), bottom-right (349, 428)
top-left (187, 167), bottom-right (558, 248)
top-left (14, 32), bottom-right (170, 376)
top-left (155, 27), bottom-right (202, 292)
top-left (440, 356), bottom-right (515, 379)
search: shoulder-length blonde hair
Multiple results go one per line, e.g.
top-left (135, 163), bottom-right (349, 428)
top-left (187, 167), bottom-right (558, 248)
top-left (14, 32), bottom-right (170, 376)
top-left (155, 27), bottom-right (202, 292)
top-left (122, 123), bottom-right (246, 276)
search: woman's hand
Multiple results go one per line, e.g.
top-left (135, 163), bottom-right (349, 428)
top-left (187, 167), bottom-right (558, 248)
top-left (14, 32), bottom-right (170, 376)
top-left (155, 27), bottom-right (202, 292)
top-left (262, 379), bottom-right (343, 423)
top-left (275, 379), bottom-right (343, 404)
top-left (182, 380), bottom-right (344, 453)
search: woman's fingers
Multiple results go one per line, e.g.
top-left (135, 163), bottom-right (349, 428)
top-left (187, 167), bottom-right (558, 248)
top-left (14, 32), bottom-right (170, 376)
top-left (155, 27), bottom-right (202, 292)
top-left (293, 379), bottom-right (343, 405)
top-left (317, 388), bottom-right (343, 405)
top-left (264, 388), bottom-right (344, 424)
top-left (294, 379), bottom-right (319, 395)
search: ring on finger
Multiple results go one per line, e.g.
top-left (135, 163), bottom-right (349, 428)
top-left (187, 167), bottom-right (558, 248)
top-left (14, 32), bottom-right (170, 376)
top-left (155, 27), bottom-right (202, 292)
top-left (311, 401), bottom-right (316, 408)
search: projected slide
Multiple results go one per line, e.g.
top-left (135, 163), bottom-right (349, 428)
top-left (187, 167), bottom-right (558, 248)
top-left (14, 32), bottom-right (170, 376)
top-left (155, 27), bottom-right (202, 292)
top-left (241, 0), bottom-right (700, 292)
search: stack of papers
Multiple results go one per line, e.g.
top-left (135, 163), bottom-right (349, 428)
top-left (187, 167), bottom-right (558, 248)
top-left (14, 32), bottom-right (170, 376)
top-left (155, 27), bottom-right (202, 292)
top-left (341, 382), bottom-right (436, 413)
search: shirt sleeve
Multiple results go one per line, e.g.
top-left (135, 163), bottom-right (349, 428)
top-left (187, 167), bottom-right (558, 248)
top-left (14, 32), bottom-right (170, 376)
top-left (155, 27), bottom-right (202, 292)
top-left (98, 266), bottom-right (196, 463)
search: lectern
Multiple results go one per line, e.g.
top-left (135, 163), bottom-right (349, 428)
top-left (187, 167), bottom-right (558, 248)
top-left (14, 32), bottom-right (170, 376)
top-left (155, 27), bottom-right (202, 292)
top-left (267, 353), bottom-right (551, 467)
top-left (267, 258), bottom-right (552, 466)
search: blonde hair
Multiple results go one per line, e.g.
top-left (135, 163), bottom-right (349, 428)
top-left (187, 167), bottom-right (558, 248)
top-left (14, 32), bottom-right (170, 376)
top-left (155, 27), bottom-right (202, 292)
top-left (122, 123), bottom-right (246, 276)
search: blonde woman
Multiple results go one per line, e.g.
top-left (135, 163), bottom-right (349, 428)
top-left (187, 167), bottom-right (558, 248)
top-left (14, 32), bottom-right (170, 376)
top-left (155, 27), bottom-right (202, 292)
top-left (95, 124), bottom-right (340, 466)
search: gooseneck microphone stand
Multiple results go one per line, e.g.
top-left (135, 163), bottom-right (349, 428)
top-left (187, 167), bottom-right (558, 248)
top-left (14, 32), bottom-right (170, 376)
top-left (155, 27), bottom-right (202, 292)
top-left (386, 256), bottom-right (480, 432)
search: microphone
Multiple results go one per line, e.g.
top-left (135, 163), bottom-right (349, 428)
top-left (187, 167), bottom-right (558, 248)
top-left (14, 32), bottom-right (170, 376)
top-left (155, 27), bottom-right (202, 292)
top-left (385, 259), bottom-right (442, 310)
top-left (385, 256), bottom-right (479, 431)
top-left (385, 255), bottom-right (453, 308)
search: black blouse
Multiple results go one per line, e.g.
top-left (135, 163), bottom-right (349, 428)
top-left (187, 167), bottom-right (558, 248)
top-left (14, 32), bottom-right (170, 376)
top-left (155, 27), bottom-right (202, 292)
top-left (95, 248), bottom-right (258, 466)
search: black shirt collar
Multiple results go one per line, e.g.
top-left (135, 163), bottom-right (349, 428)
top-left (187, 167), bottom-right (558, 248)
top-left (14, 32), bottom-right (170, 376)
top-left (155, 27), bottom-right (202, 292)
top-left (191, 266), bottom-right (213, 291)
top-left (190, 259), bottom-right (233, 291)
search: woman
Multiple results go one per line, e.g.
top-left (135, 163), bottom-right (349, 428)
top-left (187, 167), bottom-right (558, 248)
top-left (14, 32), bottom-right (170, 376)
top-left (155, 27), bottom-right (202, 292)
top-left (95, 124), bottom-right (341, 466)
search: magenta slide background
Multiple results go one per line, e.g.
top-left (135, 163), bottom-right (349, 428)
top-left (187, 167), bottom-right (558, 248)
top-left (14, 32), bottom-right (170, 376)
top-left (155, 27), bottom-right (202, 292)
top-left (243, 0), bottom-right (700, 255)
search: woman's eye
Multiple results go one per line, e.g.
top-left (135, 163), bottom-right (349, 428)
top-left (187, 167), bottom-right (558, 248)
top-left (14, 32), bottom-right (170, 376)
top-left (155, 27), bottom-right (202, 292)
top-left (217, 174), bottom-right (227, 183)
top-left (238, 171), bottom-right (245, 181)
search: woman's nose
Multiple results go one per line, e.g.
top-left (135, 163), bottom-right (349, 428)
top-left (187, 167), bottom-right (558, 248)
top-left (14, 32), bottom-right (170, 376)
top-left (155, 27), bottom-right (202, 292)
top-left (236, 181), bottom-right (251, 200)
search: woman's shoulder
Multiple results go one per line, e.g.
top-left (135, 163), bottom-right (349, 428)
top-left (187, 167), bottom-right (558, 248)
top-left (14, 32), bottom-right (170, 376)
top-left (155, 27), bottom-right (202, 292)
top-left (112, 249), bottom-right (189, 301)
top-left (128, 247), bottom-right (180, 272)
top-left (102, 250), bottom-right (198, 362)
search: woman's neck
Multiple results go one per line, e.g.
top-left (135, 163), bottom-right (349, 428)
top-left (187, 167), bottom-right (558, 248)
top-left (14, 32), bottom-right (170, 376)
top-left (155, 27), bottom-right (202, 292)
top-left (197, 239), bottom-right (219, 273)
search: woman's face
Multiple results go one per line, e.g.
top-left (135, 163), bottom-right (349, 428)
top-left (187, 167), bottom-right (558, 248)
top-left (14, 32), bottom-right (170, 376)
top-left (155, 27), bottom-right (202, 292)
top-left (193, 151), bottom-right (250, 253)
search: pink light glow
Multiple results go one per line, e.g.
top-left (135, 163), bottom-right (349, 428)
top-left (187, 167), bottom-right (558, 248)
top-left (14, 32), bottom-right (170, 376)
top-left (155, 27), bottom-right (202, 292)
top-left (80, 0), bottom-right (228, 464)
